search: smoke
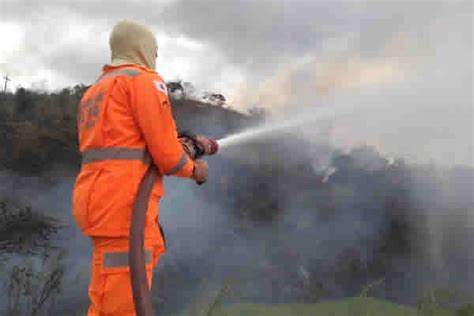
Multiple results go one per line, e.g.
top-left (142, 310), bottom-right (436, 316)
top-left (150, 139), bottom-right (474, 314)
top-left (159, 64), bottom-right (473, 311)
top-left (229, 1), bottom-right (472, 167)
top-left (0, 104), bottom-right (472, 315)
top-left (232, 49), bottom-right (404, 110)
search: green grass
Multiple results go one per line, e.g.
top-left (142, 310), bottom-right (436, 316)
top-left (209, 297), bottom-right (455, 316)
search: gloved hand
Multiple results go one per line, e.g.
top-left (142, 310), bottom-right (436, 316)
top-left (196, 135), bottom-right (218, 156)
top-left (192, 159), bottom-right (208, 184)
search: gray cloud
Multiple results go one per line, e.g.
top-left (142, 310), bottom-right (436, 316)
top-left (161, 1), bottom-right (349, 66)
top-left (0, 0), bottom-right (453, 82)
top-left (159, 0), bottom-right (448, 69)
top-left (1, 0), bottom-right (467, 85)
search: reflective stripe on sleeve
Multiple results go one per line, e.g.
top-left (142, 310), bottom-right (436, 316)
top-left (104, 250), bottom-right (152, 268)
top-left (164, 151), bottom-right (188, 175)
top-left (96, 68), bottom-right (141, 83)
top-left (82, 148), bottom-right (151, 164)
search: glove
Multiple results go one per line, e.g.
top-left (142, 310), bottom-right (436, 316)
top-left (192, 159), bottom-right (208, 184)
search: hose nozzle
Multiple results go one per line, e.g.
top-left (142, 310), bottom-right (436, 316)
top-left (178, 131), bottom-right (218, 160)
top-left (208, 138), bottom-right (219, 156)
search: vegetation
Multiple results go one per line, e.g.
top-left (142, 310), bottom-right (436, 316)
top-left (0, 86), bottom-right (250, 174)
top-left (0, 200), bottom-right (60, 255)
top-left (7, 252), bottom-right (65, 316)
top-left (210, 297), bottom-right (456, 316)
top-left (0, 197), bottom-right (63, 315)
top-left (0, 87), bottom-right (84, 173)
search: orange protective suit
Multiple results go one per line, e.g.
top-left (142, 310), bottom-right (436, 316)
top-left (72, 20), bottom-right (195, 315)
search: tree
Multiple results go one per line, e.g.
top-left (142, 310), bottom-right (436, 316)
top-left (167, 81), bottom-right (196, 99)
top-left (14, 87), bottom-right (37, 120)
top-left (167, 81), bottom-right (184, 94)
top-left (203, 92), bottom-right (226, 107)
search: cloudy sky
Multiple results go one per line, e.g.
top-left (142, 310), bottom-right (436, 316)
top-left (0, 0), bottom-right (472, 165)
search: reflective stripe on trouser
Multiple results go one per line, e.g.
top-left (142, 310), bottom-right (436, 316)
top-left (104, 250), bottom-right (152, 268)
top-left (87, 237), bottom-right (162, 316)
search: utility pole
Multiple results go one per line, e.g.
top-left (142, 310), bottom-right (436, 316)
top-left (3, 74), bottom-right (11, 94)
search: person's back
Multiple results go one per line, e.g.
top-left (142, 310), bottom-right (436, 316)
top-left (75, 62), bottom-right (185, 238)
top-left (72, 20), bottom-right (209, 315)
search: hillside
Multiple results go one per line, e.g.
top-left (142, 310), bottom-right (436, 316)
top-left (0, 88), bottom-right (251, 174)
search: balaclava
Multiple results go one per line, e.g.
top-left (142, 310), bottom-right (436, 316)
top-left (109, 20), bottom-right (158, 70)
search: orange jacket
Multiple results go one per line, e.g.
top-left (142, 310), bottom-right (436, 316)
top-left (72, 64), bottom-right (195, 240)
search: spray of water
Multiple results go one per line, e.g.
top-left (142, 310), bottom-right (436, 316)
top-left (217, 104), bottom-right (355, 149)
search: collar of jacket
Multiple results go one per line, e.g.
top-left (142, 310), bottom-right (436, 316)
top-left (101, 63), bottom-right (157, 75)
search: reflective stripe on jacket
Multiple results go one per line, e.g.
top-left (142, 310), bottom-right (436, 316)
top-left (73, 64), bottom-right (195, 239)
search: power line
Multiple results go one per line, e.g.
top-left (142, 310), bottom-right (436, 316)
top-left (3, 74), bottom-right (11, 94)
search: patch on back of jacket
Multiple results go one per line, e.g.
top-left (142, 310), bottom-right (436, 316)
top-left (78, 91), bottom-right (105, 131)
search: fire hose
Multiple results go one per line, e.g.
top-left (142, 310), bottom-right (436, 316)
top-left (129, 132), bottom-right (218, 316)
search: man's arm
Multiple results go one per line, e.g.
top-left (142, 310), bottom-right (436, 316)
top-left (131, 74), bottom-right (196, 178)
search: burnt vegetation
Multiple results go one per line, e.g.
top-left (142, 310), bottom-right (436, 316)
top-left (6, 252), bottom-right (65, 316)
top-left (0, 201), bottom-right (60, 255)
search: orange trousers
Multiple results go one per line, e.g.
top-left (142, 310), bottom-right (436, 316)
top-left (87, 237), bottom-right (164, 316)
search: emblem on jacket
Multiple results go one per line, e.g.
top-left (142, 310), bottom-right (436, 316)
top-left (78, 91), bottom-right (104, 131)
top-left (154, 80), bottom-right (168, 96)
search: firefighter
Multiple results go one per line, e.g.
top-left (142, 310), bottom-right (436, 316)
top-left (72, 20), bottom-right (210, 315)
